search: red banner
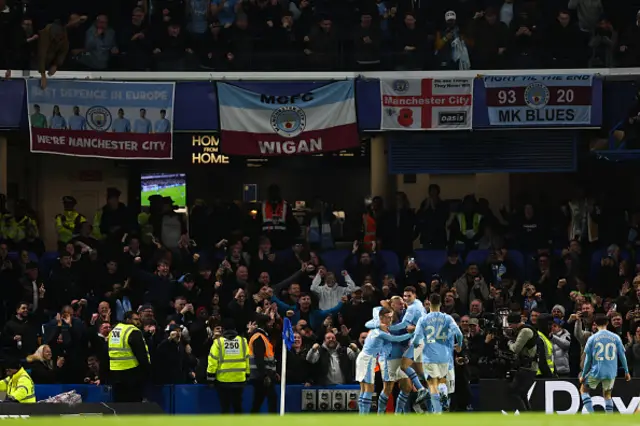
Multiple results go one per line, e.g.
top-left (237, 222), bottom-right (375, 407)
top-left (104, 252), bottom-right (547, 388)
top-left (30, 128), bottom-right (172, 159)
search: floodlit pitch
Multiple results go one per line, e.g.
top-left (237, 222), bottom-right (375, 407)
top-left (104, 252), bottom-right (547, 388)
top-left (11, 413), bottom-right (640, 425)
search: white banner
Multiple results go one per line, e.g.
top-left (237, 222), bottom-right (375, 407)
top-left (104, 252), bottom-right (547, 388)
top-left (380, 78), bottom-right (474, 130)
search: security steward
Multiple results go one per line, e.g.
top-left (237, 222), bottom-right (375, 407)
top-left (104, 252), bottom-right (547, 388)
top-left (505, 313), bottom-right (540, 412)
top-left (535, 314), bottom-right (556, 379)
top-left (207, 319), bottom-right (250, 413)
top-left (108, 311), bottom-right (151, 402)
top-left (249, 314), bottom-right (278, 413)
top-left (0, 359), bottom-right (36, 403)
top-left (55, 196), bottom-right (87, 247)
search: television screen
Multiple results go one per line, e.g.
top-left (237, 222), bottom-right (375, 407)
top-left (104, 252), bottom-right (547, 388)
top-left (141, 173), bottom-right (187, 207)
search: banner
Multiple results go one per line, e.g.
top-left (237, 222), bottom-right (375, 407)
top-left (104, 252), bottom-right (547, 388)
top-left (480, 74), bottom-right (599, 127)
top-left (477, 378), bottom-right (640, 414)
top-left (26, 80), bottom-right (175, 159)
top-left (380, 78), bottom-right (473, 130)
top-left (217, 81), bottom-right (359, 156)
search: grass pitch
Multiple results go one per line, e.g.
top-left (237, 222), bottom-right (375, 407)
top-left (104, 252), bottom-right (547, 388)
top-left (18, 414), bottom-right (640, 425)
top-left (141, 185), bottom-right (186, 207)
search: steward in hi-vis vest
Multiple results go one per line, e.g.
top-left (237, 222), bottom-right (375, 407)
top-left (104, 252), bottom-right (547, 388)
top-left (207, 319), bottom-right (250, 414)
top-left (107, 311), bottom-right (150, 402)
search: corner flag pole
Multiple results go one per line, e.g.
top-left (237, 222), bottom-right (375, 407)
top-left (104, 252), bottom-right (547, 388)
top-left (280, 341), bottom-right (287, 416)
top-left (280, 317), bottom-right (294, 416)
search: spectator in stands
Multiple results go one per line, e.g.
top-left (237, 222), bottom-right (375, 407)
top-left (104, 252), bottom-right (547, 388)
top-left (453, 263), bottom-right (489, 310)
top-left (550, 320), bottom-right (571, 376)
top-left (353, 12), bottom-right (381, 70)
top-left (117, 8), bottom-right (152, 70)
top-left (74, 14), bottom-right (118, 70)
top-left (153, 22), bottom-right (194, 71)
top-left (2, 302), bottom-right (39, 358)
top-left (283, 332), bottom-right (312, 385)
top-left (304, 17), bottom-right (339, 70)
top-left (434, 10), bottom-right (471, 70)
top-left (545, 10), bottom-right (588, 68)
top-left (26, 344), bottom-right (65, 383)
top-left (416, 184), bottom-right (449, 249)
top-left (619, 11), bottom-right (640, 67)
top-left (468, 8), bottom-right (508, 70)
top-left (395, 12), bottom-right (427, 70)
top-left (306, 331), bottom-right (359, 385)
top-left (0, 0), bottom-right (21, 78)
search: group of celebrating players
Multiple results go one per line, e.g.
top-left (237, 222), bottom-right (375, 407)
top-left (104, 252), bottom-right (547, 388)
top-left (357, 286), bottom-right (635, 415)
top-left (356, 287), bottom-right (461, 415)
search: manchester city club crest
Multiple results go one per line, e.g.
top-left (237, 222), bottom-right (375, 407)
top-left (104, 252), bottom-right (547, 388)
top-left (523, 82), bottom-right (550, 110)
top-left (86, 106), bottom-right (113, 131)
top-left (393, 80), bottom-right (410, 93)
top-left (270, 105), bottom-right (306, 138)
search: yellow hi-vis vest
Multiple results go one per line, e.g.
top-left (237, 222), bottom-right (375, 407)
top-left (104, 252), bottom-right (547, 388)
top-left (55, 210), bottom-right (86, 243)
top-left (207, 336), bottom-right (250, 383)
top-left (0, 368), bottom-right (36, 403)
top-left (457, 213), bottom-right (482, 243)
top-left (92, 209), bottom-right (105, 240)
top-left (108, 323), bottom-right (150, 371)
top-left (537, 331), bottom-right (555, 376)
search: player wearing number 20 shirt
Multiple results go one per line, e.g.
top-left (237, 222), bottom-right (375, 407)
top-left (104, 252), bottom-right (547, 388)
top-left (581, 328), bottom-right (628, 390)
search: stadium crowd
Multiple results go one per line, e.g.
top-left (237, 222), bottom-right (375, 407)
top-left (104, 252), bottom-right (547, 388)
top-left (0, 183), bottom-right (639, 411)
top-left (2, 0), bottom-right (640, 73)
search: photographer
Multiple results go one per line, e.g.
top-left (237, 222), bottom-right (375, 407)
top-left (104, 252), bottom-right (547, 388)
top-left (504, 313), bottom-right (539, 411)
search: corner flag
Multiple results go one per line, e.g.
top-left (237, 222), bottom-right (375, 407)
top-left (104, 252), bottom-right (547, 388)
top-left (282, 317), bottom-right (295, 351)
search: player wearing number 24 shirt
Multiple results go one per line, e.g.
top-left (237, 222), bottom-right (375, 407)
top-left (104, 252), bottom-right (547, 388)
top-left (413, 311), bottom-right (462, 369)
top-left (579, 314), bottom-right (630, 414)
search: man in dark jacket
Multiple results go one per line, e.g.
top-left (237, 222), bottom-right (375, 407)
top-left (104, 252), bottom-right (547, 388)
top-left (154, 323), bottom-right (194, 384)
top-left (249, 314), bottom-right (277, 413)
top-left (1, 302), bottom-right (39, 358)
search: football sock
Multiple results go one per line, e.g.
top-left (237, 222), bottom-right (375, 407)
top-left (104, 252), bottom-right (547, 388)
top-left (361, 392), bottom-right (373, 415)
top-left (431, 393), bottom-right (442, 413)
top-left (377, 392), bottom-right (389, 414)
top-left (405, 367), bottom-right (424, 390)
top-left (395, 391), bottom-right (409, 414)
top-left (438, 383), bottom-right (449, 411)
top-left (581, 393), bottom-right (594, 413)
top-left (605, 398), bottom-right (614, 414)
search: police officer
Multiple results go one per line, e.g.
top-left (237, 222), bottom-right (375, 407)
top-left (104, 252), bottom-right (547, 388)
top-left (505, 313), bottom-right (539, 411)
top-left (0, 359), bottom-right (36, 403)
top-left (55, 196), bottom-right (86, 247)
top-left (207, 319), bottom-right (250, 413)
top-left (108, 311), bottom-right (151, 402)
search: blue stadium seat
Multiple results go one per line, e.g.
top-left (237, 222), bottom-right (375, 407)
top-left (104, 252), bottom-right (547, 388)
top-left (38, 251), bottom-right (60, 278)
top-left (379, 250), bottom-right (400, 277)
top-left (506, 250), bottom-right (525, 272)
top-left (465, 250), bottom-right (489, 265)
top-left (8, 251), bottom-right (38, 261)
top-left (321, 249), bottom-right (350, 275)
top-left (414, 250), bottom-right (447, 277)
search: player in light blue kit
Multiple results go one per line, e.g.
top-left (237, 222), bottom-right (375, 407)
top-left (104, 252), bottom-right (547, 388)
top-left (441, 331), bottom-right (457, 411)
top-left (579, 314), bottom-right (630, 413)
top-left (365, 296), bottom-right (412, 414)
top-left (356, 307), bottom-right (413, 415)
top-left (393, 285), bottom-right (427, 413)
top-left (413, 293), bottom-right (462, 413)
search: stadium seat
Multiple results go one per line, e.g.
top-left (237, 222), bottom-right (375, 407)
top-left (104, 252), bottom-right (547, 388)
top-left (38, 251), bottom-right (60, 278)
top-left (506, 250), bottom-right (525, 273)
top-left (465, 250), bottom-right (489, 266)
top-left (414, 250), bottom-right (447, 277)
top-left (321, 249), bottom-right (350, 275)
top-left (379, 250), bottom-right (400, 277)
top-left (7, 251), bottom-right (38, 262)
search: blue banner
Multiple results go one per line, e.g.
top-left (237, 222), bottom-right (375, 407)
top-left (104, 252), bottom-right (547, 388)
top-left (26, 80), bottom-right (175, 159)
top-left (473, 74), bottom-right (602, 128)
top-left (0, 80), bottom-right (27, 129)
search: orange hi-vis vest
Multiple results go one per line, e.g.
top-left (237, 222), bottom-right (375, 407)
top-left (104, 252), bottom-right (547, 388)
top-left (248, 331), bottom-right (276, 379)
top-left (262, 201), bottom-right (287, 232)
top-left (363, 213), bottom-right (376, 248)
